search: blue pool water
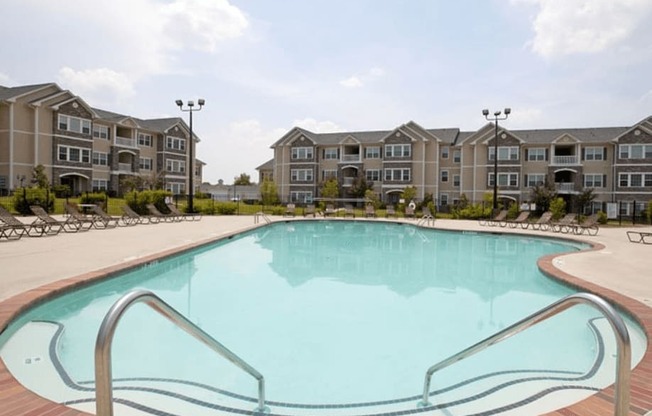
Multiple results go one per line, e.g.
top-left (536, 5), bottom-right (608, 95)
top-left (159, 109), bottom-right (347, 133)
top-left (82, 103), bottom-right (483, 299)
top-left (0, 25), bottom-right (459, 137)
top-left (0, 221), bottom-right (643, 411)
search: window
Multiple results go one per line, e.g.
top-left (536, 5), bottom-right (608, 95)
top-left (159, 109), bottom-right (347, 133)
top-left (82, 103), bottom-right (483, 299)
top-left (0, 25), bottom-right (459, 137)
top-left (92, 179), bottom-right (108, 192)
top-left (92, 152), bottom-right (108, 166)
top-left (166, 183), bottom-right (186, 195)
top-left (166, 159), bottom-right (186, 173)
top-left (620, 144), bottom-right (652, 159)
top-left (291, 169), bottom-right (313, 181)
top-left (488, 173), bottom-right (518, 187)
top-left (584, 147), bottom-right (605, 161)
top-left (58, 114), bottom-right (91, 134)
top-left (384, 168), bottom-right (411, 181)
top-left (290, 191), bottom-right (313, 203)
top-left (166, 136), bottom-right (186, 151)
top-left (139, 157), bottom-right (152, 170)
top-left (527, 148), bottom-right (546, 161)
top-left (138, 133), bottom-right (153, 147)
top-left (322, 169), bottom-right (337, 180)
top-left (385, 144), bottom-right (411, 158)
top-left (584, 174), bottom-right (605, 188)
top-left (93, 125), bottom-right (109, 139)
top-left (619, 173), bottom-right (652, 187)
top-left (441, 170), bottom-right (449, 182)
top-left (453, 150), bottom-right (461, 163)
top-left (453, 174), bottom-right (460, 187)
top-left (365, 146), bottom-right (380, 159)
top-left (439, 194), bottom-right (449, 206)
top-left (441, 147), bottom-right (449, 159)
top-left (489, 146), bottom-right (519, 161)
top-left (58, 145), bottom-right (90, 163)
top-left (526, 174), bottom-right (546, 187)
top-left (366, 169), bottom-right (380, 181)
top-left (291, 147), bottom-right (313, 159)
top-left (323, 148), bottom-right (338, 160)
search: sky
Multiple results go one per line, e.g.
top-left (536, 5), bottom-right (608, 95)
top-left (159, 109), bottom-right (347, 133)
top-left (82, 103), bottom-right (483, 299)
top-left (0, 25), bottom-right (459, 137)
top-left (1, 0), bottom-right (652, 184)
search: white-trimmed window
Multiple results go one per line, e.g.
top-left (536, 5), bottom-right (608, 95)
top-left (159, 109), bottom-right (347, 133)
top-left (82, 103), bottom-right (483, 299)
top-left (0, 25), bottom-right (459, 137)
top-left (365, 146), bottom-right (380, 159)
top-left (488, 173), bottom-right (518, 187)
top-left (166, 159), bottom-right (186, 173)
top-left (58, 145), bottom-right (90, 163)
top-left (439, 193), bottom-right (449, 206)
top-left (527, 148), bottom-right (546, 161)
top-left (290, 191), bottom-right (313, 203)
top-left (93, 125), bottom-right (109, 140)
top-left (322, 169), bottom-right (337, 180)
top-left (366, 169), bottom-right (380, 181)
top-left (453, 174), bottom-right (460, 187)
top-left (489, 146), bottom-right (519, 161)
top-left (323, 148), bottom-right (338, 160)
top-left (441, 170), bottom-right (449, 182)
top-left (92, 152), bottom-right (108, 166)
top-left (167, 183), bottom-right (186, 195)
top-left (441, 147), bottom-right (449, 159)
top-left (584, 174), bottom-right (605, 188)
top-left (292, 147), bottom-right (313, 159)
top-left (619, 173), bottom-right (652, 187)
top-left (138, 133), bottom-right (153, 147)
top-left (385, 144), bottom-right (411, 158)
top-left (384, 168), bottom-right (411, 181)
top-left (166, 136), bottom-right (186, 151)
top-left (619, 144), bottom-right (652, 159)
top-left (139, 157), bottom-right (152, 171)
top-left (92, 179), bottom-right (108, 192)
top-left (291, 169), bottom-right (313, 181)
top-left (58, 114), bottom-right (91, 134)
top-left (526, 174), bottom-right (546, 187)
top-left (584, 147), bottom-right (605, 161)
top-left (453, 150), bottom-right (461, 163)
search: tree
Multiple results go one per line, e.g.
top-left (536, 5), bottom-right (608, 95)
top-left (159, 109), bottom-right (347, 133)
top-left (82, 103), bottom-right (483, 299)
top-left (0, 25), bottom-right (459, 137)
top-left (320, 178), bottom-right (339, 200)
top-left (401, 186), bottom-right (417, 204)
top-left (260, 179), bottom-right (279, 206)
top-left (234, 173), bottom-right (252, 186)
top-left (365, 189), bottom-right (380, 208)
top-left (530, 181), bottom-right (557, 215)
top-left (31, 164), bottom-right (50, 188)
top-left (346, 173), bottom-right (372, 198)
top-left (575, 188), bottom-right (596, 213)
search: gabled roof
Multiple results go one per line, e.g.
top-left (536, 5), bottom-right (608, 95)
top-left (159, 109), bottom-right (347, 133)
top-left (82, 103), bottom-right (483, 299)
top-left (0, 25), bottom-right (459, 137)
top-left (256, 158), bottom-right (275, 170)
top-left (611, 116), bottom-right (652, 141)
top-left (0, 83), bottom-right (55, 101)
top-left (513, 127), bottom-right (628, 144)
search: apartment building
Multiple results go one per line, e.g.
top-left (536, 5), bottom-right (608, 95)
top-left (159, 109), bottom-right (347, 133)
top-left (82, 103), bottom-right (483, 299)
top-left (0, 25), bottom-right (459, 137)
top-left (0, 83), bottom-right (202, 196)
top-left (268, 116), bottom-right (652, 215)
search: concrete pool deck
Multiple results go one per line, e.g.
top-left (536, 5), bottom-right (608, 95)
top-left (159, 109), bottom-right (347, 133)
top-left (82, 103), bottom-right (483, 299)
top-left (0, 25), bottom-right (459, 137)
top-left (1, 215), bottom-right (651, 415)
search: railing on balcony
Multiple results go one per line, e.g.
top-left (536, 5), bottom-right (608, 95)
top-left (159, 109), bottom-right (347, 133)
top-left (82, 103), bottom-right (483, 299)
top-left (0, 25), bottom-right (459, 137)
top-left (118, 163), bottom-right (133, 173)
top-left (341, 154), bottom-right (360, 162)
top-left (552, 155), bottom-right (579, 165)
top-left (342, 177), bottom-right (355, 186)
top-left (555, 182), bottom-right (575, 192)
top-left (115, 136), bottom-right (136, 148)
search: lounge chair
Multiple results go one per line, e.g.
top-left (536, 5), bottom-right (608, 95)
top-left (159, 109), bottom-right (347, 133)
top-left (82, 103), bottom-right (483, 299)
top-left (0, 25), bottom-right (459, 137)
top-left (486, 210), bottom-right (508, 227)
top-left (324, 204), bottom-right (336, 217)
top-left (505, 211), bottom-right (531, 229)
top-left (91, 205), bottom-right (124, 228)
top-left (343, 204), bottom-right (355, 218)
top-left (364, 204), bottom-right (377, 218)
top-left (167, 203), bottom-right (202, 221)
top-left (284, 203), bottom-right (296, 217)
top-left (0, 205), bottom-right (44, 238)
top-left (572, 214), bottom-right (599, 236)
top-left (304, 204), bottom-right (316, 217)
top-left (530, 211), bottom-right (553, 231)
top-left (551, 213), bottom-right (577, 233)
top-left (29, 205), bottom-right (74, 234)
top-left (146, 203), bottom-right (181, 222)
top-left (627, 230), bottom-right (652, 244)
top-left (385, 205), bottom-right (397, 218)
top-left (122, 205), bottom-right (159, 225)
top-left (405, 205), bottom-right (415, 219)
top-left (63, 203), bottom-right (98, 230)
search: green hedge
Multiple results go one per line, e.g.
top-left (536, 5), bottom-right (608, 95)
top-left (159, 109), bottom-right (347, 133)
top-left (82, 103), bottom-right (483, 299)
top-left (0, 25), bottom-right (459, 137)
top-left (12, 188), bottom-right (55, 215)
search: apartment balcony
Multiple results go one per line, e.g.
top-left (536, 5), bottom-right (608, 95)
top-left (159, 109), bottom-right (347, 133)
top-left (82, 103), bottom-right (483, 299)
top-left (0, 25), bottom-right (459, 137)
top-left (342, 177), bottom-right (355, 186)
top-left (341, 154), bottom-right (361, 163)
top-left (118, 163), bottom-right (133, 173)
top-left (555, 182), bottom-right (575, 193)
top-left (115, 136), bottom-right (136, 148)
top-left (551, 155), bottom-right (579, 165)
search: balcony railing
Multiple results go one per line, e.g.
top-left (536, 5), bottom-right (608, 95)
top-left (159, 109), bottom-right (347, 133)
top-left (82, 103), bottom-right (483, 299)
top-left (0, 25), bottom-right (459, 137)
top-left (552, 155), bottom-right (579, 165)
top-left (342, 177), bottom-right (355, 186)
top-left (115, 136), bottom-right (136, 148)
top-left (118, 163), bottom-right (133, 172)
top-left (341, 154), bottom-right (360, 162)
top-left (555, 182), bottom-right (575, 192)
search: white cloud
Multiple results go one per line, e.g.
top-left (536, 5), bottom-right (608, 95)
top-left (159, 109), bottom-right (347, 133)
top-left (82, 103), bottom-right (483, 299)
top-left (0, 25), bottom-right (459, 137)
top-left (57, 67), bottom-right (136, 107)
top-left (340, 77), bottom-right (363, 88)
top-left (293, 118), bottom-right (342, 133)
top-left (0, 72), bottom-right (11, 85)
top-left (339, 67), bottom-right (386, 88)
top-left (520, 0), bottom-right (652, 58)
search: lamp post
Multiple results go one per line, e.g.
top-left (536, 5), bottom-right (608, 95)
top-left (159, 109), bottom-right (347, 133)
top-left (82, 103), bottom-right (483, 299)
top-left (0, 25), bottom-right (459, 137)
top-left (482, 108), bottom-right (511, 211)
top-left (175, 98), bottom-right (205, 213)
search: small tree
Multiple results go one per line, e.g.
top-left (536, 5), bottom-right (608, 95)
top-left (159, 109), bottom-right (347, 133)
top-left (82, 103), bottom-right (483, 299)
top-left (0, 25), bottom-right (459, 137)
top-left (234, 173), bottom-right (252, 186)
top-left (576, 188), bottom-right (596, 214)
top-left (32, 164), bottom-right (50, 189)
top-left (320, 178), bottom-right (339, 207)
top-left (531, 181), bottom-right (557, 215)
top-left (260, 179), bottom-right (279, 207)
top-left (364, 189), bottom-right (380, 208)
top-left (549, 197), bottom-right (566, 220)
top-left (347, 173), bottom-right (372, 199)
top-left (401, 186), bottom-right (417, 204)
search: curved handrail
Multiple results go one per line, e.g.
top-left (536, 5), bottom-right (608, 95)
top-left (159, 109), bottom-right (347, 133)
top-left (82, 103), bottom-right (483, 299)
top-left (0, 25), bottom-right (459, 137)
top-left (95, 290), bottom-right (269, 416)
top-left (418, 292), bottom-right (631, 415)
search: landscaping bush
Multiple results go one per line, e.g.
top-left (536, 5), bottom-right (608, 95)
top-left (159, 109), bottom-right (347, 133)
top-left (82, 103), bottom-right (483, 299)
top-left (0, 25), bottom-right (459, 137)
top-left (549, 197), bottom-right (566, 220)
top-left (507, 202), bottom-right (520, 219)
top-left (12, 187), bottom-right (54, 215)
top-left (597, 210), bottom-right (608, 224)
top-left (124, 190), bottom-right (171, 215)
top-left (80, 192), bottom-right (108, 210)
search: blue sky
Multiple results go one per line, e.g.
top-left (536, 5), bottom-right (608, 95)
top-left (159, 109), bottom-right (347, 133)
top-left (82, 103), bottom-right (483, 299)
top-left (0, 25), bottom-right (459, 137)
top-left (2, 0), bottom-right (652, 184)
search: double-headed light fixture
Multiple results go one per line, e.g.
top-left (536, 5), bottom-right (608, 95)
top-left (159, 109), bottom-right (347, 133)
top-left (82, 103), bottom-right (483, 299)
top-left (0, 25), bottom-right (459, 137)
top-left (482, 107), bottom-right (511, 211)
top-left (175, 99), bottom-right (205, 213)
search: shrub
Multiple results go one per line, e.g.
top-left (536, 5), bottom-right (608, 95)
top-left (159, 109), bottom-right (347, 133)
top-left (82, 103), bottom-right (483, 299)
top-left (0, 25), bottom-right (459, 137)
top-left (597, 210), bottom-right (608, 224)
top-left (215, 202), bottom-right (238, 215)
top-left (12, 187), bottom-right (55, 215)
top-left (452, 202), bottom-right (491, 219)
top-left (549, 197), bottom-right (566, 221)
top-left (80, 192), bottom-right (108, 210)
top-left (507, 202), bottom-right (520, 220)
top-left (124, 190), bottom-right (171, 215)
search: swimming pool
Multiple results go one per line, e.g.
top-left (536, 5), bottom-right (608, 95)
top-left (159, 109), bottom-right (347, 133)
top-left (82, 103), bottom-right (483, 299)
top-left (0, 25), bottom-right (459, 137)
top-left (0, 220), bottom-right (646, 415)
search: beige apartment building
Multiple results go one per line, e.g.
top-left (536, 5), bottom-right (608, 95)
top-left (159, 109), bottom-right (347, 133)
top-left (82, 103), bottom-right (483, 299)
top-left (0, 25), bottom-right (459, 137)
top-left (268, 116), bottom-right (652, 216)
top-left (0, 83), bottom-right (202, 197)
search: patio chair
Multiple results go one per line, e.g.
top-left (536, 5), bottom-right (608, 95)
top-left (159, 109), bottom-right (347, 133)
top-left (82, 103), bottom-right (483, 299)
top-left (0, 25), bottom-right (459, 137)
top-left (284, 203), bottom-right (296, 218)
top-left (385, 205), bottom-right (397, 218)
top-left (0, 205), bottom-right (44, 238)
top-left (90, 205), bottom-right (123, 228)
top-left (551, 213), bottom-right (577, 233)
top-left (304, 204), bottom-right (316, 218)
top-left (323, 204), bottom-right (336, 217)
top-left (572, 214), bottom-right (599, 236)
top-left (146, 203), bottom-right (182, 222)
top-left (626, 230), bottom-right (652, 244)
top-left (405, 205), bottom-right (415, 219)
top-left (504, 211), bottom-right (531, 229)
top-left (343, 204), bottom-right (355, 218)
top-left (530, 211), bottom-right (553, 231)
top-left (167, 203), bottom-right (202, 221)
top-left (486, 210), bottom-right (508, 227)
top-left (29, 205), bottom-right (74, 234)
top-left (364, 204), bottom-right (377, 218)
top-left (63, 203), bottom-right (98, 231)
top-left (122, 205), bottom-right (159, 225)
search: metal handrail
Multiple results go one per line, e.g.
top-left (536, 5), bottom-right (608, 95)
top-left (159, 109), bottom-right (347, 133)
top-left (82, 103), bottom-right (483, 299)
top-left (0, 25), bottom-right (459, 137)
top-left (95, 290), bottom-right (269, 416)
top-left (419, 292), bottom-right (631, 415)
top-left (254, 211), bottom-right (271, 224)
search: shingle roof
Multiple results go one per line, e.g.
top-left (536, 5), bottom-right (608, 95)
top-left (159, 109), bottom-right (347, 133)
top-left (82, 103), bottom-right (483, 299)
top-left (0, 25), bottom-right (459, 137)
top-left (511, 127), bottom-right (629, 144)
top-left (0, 83), bottom-right (55, 101)
top-left (257, 158), bottom-right (275, 170)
